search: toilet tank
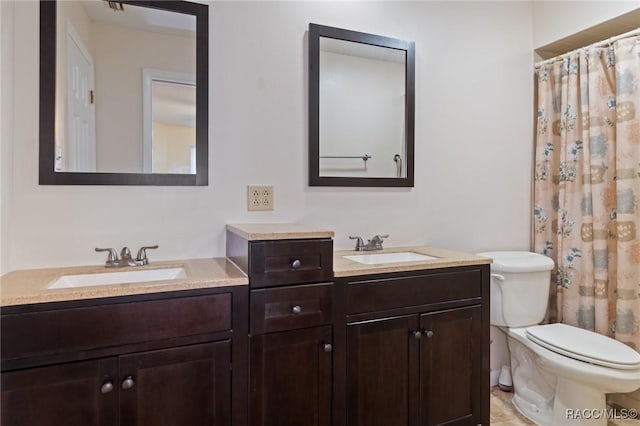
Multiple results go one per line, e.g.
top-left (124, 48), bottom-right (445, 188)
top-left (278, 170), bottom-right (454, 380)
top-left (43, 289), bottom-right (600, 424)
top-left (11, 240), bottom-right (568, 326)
top-left (478, 251), bottom-right (554, 328)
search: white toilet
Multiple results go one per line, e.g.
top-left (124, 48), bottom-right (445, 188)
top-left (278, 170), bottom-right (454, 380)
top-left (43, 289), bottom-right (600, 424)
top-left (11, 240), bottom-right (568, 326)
top-left (479, 251), bottom-right (640, 426)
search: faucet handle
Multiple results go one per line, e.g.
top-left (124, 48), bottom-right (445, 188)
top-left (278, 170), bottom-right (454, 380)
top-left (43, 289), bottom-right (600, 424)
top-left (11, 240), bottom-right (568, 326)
top-left (120, 247), bottom-right (132, 260)
top-left (136, 245), bottom-right (159, 264)
top-left (370, 234), bottom-right (388, 250)
top-left (95, 248), bottom-right (118, 263)
top-left (349, 236), bottom-right (365, 250)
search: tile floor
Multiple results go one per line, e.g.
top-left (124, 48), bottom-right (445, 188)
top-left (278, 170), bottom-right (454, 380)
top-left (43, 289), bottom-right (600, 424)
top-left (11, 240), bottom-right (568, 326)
top-left (490, 387), bottom-right (640, 425)
top-left (490, 387), bottom-right (534, 425)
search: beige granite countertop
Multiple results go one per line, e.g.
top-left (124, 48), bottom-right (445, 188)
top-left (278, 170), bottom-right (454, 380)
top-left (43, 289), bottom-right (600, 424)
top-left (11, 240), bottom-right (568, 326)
top-left (227, 223), bottom-right (335, 241)
top-left (1, 245), bottom-right (490, 306)
top-left (333, 246), bottom-right (492, 277)
top-left (0, 258), bottom-right (248, 307)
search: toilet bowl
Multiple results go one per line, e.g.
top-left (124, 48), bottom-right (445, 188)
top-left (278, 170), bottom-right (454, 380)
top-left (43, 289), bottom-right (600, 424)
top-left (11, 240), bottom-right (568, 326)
top-left (479, 251), bottom-right (640, 426)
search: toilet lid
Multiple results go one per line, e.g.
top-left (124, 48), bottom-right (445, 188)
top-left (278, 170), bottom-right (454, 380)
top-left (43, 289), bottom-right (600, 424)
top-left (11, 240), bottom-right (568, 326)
top-left (526, 323), bottom-right (640, 370)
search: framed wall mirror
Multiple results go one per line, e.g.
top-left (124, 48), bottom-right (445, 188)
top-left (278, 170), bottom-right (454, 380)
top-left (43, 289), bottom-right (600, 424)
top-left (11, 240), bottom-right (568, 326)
top-left (309, 23), bottom-right (415, 187)
top-left (39, 0), bottom-right (208, 186)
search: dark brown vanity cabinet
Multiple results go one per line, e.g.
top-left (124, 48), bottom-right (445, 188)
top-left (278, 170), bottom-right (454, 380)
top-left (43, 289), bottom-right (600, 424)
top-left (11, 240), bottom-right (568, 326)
top-left (2, 341), bottom-right (231, 426)
top-left (250, 325), bottom-right (333, 426)
top-left (337, 265), bottom-right (489, 426)
top-left (1, 287), bottom-right (248, 426)
top-left (227, 233), bottom-right (334, 426)
top-left (249, 282), bottom-right (334, 426)
top-left (2, 358), bottom-right (119, 426)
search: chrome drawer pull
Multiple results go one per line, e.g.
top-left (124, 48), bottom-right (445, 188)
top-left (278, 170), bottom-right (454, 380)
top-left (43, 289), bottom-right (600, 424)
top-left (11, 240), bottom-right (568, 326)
top-left (291, 259), bottom-right (302, 269)
top-left (291, 305), bottom-right (302, 314)
top-left (100, 381), bottom-right (114, 394)
top-left (121, 375), bottom-right (135, 390)
top-left (322, 343), bottom-right (333, 353)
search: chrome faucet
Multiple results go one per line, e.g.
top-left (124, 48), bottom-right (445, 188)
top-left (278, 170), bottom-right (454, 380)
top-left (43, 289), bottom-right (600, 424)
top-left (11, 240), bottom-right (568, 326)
top-left (95, 245), bottom-right (158, 267)
top-left (349, 235), bottom-right (388, 251)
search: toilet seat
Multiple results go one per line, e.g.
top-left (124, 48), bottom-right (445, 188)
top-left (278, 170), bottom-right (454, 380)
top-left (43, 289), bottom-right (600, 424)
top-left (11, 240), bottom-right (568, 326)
top-left (526, 323), bottom-right (640, 370)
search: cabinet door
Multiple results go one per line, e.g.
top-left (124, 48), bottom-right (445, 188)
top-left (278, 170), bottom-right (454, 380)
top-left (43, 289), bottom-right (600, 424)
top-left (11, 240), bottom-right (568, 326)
top-left (346, 315), bottom-right (420, 426)
top-left (420, 306), bottom-right (481, 426)
top-left (250, 326), bottom-right (332, 426)
top-left (1, 358), bottom-right (118, 426)
top-left (119, 341), bottom-right (231, 426)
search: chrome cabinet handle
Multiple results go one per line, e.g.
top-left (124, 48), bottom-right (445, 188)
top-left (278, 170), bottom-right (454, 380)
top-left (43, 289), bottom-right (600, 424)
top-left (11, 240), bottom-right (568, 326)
top-left (291, 305), bottom-right (302, 314)
top-left (100, 381), bottom-right (114, 394)
top-left (412, 330), bottom-right (422, 339)
top-left (322, 343), bottom-right (333, 353)
top-left (424, 330), bottom-right (434, 338)
top-left (121, 376), bottom-right (134, 390)
top-left (291, 259), bottom-right (302, 269)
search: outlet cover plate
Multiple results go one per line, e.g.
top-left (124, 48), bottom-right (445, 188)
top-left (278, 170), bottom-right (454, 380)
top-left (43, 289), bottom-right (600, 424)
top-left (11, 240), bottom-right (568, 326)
top-left (247, 185), bottom-right (274, 211)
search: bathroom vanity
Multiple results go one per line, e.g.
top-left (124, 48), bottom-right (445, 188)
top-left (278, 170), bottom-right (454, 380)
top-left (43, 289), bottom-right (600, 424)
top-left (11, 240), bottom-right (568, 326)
top-left (226, 224), bottom-right (335, 426)
top-left (0, 259), bottom-right (249, 426)
top-left (227, 224), bottom-right (490, 426)
top-left (333, 261), bottom-right (488, 426)
top-left (1, 228), bottom-right (491, 426)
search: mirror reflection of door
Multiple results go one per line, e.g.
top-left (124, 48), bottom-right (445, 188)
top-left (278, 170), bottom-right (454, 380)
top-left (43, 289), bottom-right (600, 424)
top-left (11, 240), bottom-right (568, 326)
top-left (65, 22), bottom-right (96, 172)
top-left (142, 70), bottom-right (196, 174)
top-left (54, 1), bottom-right (197, 175)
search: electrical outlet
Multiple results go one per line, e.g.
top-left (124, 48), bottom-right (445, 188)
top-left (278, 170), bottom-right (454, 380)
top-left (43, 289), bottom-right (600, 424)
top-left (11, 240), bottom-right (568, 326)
top-left (247, 185), bottom-right (274, 211)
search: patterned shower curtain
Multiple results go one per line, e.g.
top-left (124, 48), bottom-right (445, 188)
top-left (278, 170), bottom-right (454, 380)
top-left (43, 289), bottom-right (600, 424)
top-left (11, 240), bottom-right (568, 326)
top-left (533, 35), bottom-right (640, 350)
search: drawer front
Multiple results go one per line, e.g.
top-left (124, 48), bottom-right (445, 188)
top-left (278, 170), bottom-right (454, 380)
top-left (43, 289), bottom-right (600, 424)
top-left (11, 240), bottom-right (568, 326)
top-left (346, 269), bottom-right (481, 315)
top-left (1, 293), bottom-right (231, 361)
top-left (251, 283), bottom-right (333, 334)
top-left (249, 239), bottom-right (333, 288)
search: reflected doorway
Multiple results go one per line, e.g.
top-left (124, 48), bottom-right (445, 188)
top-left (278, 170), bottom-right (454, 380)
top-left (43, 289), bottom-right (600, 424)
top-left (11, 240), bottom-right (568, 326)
top-left (142, 69), bottom-right (196, 174)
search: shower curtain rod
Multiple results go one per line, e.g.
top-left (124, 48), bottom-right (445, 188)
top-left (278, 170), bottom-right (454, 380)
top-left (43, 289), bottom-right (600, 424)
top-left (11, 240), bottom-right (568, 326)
top-left (534, 27), bottom-right (640, 68)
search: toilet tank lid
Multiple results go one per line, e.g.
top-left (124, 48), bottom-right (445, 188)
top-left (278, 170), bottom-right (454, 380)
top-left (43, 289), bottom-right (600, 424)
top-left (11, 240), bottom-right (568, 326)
top-left (477, 251), bottom-right (554, 272)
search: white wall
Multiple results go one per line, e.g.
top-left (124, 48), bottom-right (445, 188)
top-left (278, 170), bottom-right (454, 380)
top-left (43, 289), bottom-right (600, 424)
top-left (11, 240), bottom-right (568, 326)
top-left (1, 0), bottom-right (14, 274)
top-left (152, 122), bottom-right (195, 174)
top-left (532, 1), bottom-right (640, 48)
top-left (320, 50), bottom-right (405, 178)
top-left (2, 1), bottom-right (534, 272)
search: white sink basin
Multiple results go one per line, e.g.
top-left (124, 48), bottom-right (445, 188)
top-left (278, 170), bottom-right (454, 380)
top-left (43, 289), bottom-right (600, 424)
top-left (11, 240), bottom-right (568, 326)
top-left (343, 252), bottom-right (439, 265)
top-left (47, 267), bottom-right (187, 289)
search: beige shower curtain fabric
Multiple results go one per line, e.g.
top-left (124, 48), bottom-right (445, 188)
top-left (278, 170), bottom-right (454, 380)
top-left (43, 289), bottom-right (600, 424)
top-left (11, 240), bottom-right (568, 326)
top-left (533, 35), bottom-right (640, 350)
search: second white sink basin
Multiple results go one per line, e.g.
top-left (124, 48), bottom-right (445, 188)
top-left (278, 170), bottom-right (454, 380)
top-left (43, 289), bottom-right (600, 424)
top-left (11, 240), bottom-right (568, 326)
top-left (344, 252), bottom-right (438, 265)
top-left (48, 267), bottom-right (187, 289)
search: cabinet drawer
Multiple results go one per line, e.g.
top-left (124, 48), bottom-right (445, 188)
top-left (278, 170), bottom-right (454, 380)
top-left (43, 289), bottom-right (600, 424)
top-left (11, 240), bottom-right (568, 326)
top-left (346, 269), bottom-right (481, 315)
top-left (2, 293), bottom-right (232, 361)
top-left (249, 239), bottom-right (333, 288)
top-left (251, 283), bottom-right (332, 334)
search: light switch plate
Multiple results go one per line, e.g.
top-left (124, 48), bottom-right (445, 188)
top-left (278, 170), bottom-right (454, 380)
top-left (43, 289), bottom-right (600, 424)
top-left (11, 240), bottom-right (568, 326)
top-left (247, 185), bottom-right (274, 211)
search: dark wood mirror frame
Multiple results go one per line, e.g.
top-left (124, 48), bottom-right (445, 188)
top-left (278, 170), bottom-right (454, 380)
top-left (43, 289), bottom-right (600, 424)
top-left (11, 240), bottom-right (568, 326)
top-left (308, 23), bottom-right (415, 187)
top-left (39, 0), bottom-right (208, 186)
